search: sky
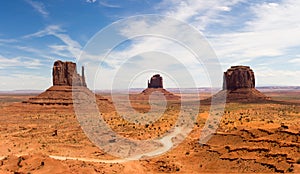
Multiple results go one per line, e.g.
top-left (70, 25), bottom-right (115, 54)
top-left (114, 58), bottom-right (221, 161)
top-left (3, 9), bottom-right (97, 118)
top-left (0, 0), bottom-right (300, 90)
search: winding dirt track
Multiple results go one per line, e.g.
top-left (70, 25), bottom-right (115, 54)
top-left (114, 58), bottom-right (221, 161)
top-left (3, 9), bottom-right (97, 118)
top-left (49, 155), bottom-right (128, 163)
top-left (0, 154), bottom-right (128, 163)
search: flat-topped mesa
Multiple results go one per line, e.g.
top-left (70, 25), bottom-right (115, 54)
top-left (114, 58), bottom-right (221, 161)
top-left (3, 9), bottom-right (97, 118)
top-left (223, 66), bottom-right (255, 90)
top-left (202, 65), bottom-right (270, 104)
top-left (147, 74), bottom-right (163, 88)
top-left (53, 60), bottom-right (87, 87)
top-left (24, 60), bottom-right (97, 106)
top-left (130, 74), bottom-right (179, 101)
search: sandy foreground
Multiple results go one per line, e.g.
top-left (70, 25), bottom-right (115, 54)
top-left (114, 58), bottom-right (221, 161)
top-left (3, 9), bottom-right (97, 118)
top-left (0, 91), bottom-right (299, 173)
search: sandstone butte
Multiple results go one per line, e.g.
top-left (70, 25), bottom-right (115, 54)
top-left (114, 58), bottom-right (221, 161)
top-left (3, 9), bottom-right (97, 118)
top-left (147, 74), bottom-right (163, 88)
top-left (203, 65), bottom-right (270, 103)
top-left (25, 63), bottom-right (269, 104)
top-left (24, 60), bottom-right (96, 106)
top-left (52, 60), bottom-right (87, 87)
top-left (134, 74), bottom-right (180, 101)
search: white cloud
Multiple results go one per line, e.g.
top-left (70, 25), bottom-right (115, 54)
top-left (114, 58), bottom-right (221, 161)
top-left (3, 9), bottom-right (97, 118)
top-left (86, 0), bottom-right (97, 3)
top-left (24, 25), bottom-right (82, 59)
top-left (79, 15), bottom-right (222, 89)
top-left (0, 74), bottom-right (50, 90)
top-left (246, 1), bottom-right (300, 31)
top-left (288, 57), bottom-right (300, 64)
top-left (4, 0), bottom-right (299, 90)
top-left (78, 0), bottom-right (300, 88)
top-left (0, 38), bottom-right (17, 44)
top-left (81, 0), bottom-right (245, 89)
top-left (255, 66), bottom-right (300, 86)
top-left (209, 0), bottom-right (300, 64)
top-left (25, 0), bottom-right (49, 18)
top-left (157, 0), bottom-right (243, 31)
top-left (23, 25), bottom-right (63, 38)
top-left (125, 0), bottom-right (300, 87)
top-left (99, 1), bottom-right (120, 8)
top-left (15, 46), bottom-right (55, 60)
top-left (0, 55), bottom-right (42, 69)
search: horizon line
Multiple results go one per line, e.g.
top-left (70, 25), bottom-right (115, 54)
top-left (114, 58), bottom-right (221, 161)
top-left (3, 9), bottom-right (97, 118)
top-left (0, 85), bottom-right (299, 92)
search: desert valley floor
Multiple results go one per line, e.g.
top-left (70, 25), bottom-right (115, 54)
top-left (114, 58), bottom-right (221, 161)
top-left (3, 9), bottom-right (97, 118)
top-left (0, 90), bottom-right (300, 173)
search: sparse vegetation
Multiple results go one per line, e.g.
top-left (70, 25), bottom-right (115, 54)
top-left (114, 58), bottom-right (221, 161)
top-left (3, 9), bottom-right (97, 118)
top-left (0, 91), bottom-right (300, 173)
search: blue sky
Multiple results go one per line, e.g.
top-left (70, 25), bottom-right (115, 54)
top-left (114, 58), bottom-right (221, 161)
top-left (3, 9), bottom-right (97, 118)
top-left (0, 0), bottom-right (300, 90)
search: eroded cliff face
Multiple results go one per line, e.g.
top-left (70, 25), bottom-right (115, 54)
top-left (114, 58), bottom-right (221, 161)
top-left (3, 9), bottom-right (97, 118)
top-left (202, 65), bottom-right (269, 103)
top-left (223, 66), bottom-right (255, 90)
top-left (148, 74), bottom-right (163, 88)
top-left (53, 60), bottom-right (86, 87)
top-left (24, 60), bottom-right (93, 105)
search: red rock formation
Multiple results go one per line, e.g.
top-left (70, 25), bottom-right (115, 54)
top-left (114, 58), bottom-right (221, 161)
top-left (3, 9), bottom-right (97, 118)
top-left (202, 65), bottom-right (269, 103)
top-left (130, 74), bottom-right (179, 101)
top-left (24, 86), bottom-right (92, 106)
top-left (53, 60), bottom-right (86, 87)
top-left (130, 88), bottom-right (180, 113)
top-left (148, 74), bottom-right (163, 88)
top-left (140, 88), bottom-right (180, 100)
top-left (146, 74), bottom-right (178, 99)
top-left (23, 60), bottom-right (107, 106)
top-left (223, 66), bottom-right (255, 90)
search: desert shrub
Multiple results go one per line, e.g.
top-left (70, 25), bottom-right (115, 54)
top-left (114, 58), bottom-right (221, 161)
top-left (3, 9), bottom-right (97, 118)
top-left (287, 166), bottom-right (293, 172)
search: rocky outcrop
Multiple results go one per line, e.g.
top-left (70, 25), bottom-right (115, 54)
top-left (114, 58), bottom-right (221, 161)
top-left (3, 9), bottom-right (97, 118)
top-left (24, 60), bottom-right (107, 106)
top-left (148, 74), bottom-right (163, 88)
top-left (24, 86), bottom-right (93, 106)
top-left (140, 88), bottom-right (180, 100)
top-left (53, 60), bottom-right (86, 87)
top-left (211, 88), bottom-right (270, 103)
top-left (130, 88), bottom-right (180, 113)
top-left (130, 74), bottom-right (179, 101)
top-left (223, 66), bottom-right (255, 90)
top-left (202, 65), bottom-right (269, 103)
